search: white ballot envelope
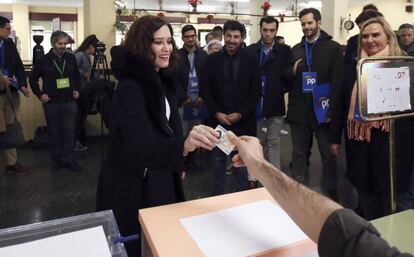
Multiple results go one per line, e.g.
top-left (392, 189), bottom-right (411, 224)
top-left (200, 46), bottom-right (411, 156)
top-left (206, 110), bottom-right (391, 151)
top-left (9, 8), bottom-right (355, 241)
top-left (215, 125), bottom-right (235, 155)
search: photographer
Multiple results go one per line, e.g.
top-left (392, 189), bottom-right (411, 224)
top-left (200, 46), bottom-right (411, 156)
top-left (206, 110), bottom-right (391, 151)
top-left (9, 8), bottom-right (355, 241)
top-left (73, 34), bottom-right (99, 151)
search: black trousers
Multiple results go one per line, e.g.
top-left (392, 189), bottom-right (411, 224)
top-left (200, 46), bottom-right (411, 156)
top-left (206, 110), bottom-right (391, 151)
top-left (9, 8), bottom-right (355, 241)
top-left (43, 101), bottom-right (77, 165)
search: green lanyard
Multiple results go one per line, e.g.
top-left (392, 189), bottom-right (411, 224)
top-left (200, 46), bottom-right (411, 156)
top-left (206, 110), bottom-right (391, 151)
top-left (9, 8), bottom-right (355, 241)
top-left (52, 59), bottom-right (66, 78)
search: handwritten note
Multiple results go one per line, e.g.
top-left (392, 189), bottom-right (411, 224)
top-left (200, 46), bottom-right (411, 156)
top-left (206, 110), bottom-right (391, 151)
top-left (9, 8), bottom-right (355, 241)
top-left (367, 67), bottom-right (411, 114)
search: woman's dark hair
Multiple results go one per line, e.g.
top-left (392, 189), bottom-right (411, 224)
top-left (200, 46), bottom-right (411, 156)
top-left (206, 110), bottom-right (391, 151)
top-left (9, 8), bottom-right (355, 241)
top-left (123, 15), bottom-right (177, 69)
top-left (75, 34), bottom-right (99, 53)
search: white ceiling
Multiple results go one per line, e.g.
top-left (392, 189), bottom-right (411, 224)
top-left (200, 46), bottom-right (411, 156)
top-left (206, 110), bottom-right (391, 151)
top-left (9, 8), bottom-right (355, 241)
top-left (0, 0), bottom-right (373, 16)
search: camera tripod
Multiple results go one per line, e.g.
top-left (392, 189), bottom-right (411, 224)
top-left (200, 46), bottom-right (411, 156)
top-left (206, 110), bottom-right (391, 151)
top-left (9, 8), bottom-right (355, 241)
top-left (87, 45), bottom-right (114, 163)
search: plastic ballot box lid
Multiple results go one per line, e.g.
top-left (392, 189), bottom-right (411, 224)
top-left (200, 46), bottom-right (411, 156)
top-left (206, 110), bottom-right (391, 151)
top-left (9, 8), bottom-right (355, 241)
top-left (0, 210), bottom-right (128, 257)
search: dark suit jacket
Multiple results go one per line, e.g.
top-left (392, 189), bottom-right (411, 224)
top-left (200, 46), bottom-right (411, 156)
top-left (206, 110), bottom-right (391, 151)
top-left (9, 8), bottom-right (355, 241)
top-left (201, 48), bottom-right (261, 136)
top-left (1, 38), bottom-right (27, 91)
top-left (246, 41), bottom-right (293, 118)
top-left (176, 46), bottom-right (208, 105)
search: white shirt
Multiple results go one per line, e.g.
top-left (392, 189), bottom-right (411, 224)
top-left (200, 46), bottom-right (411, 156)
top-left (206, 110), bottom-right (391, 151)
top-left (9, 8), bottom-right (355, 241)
top-left (165, 97), bottom-right (171, 121)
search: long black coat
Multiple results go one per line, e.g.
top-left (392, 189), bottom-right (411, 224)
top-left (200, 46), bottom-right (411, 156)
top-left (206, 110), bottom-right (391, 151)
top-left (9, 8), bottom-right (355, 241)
top-left (329, 61), bottom-right (414, 194)
top-left (246, 41), bottom-right (293, 118)
top-left (96, 46), bottom-right (186, 256)
top-left (201, 48), bottom-right (261, 136)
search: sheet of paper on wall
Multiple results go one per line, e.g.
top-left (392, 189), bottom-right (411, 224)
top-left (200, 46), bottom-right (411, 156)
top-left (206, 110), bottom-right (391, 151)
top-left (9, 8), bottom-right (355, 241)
top-left (180, 200), bottom-right (317, 257)
top-left (0, 226), bottom-right (112, 257)
top-left (367, 66), bottom-right (411, 114)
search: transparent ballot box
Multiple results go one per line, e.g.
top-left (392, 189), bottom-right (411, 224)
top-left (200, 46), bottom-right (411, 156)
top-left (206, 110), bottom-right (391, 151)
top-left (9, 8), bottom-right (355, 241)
top-left (0, 210), bottom-right (128, 257)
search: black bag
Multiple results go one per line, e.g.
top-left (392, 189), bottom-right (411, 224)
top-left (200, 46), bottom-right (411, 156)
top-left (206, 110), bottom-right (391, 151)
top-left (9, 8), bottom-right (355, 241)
top-left (0, 118), bottom-right (25, 149)
top-left (0, 88), bottom-right (25, 149)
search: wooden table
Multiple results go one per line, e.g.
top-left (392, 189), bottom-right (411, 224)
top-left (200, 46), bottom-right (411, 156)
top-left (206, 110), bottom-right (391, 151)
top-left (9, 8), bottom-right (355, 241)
top-left (139, 188), bottom-right (317, 257)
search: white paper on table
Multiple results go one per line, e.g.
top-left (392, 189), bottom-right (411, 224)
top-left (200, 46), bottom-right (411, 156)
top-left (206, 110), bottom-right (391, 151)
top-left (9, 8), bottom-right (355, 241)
top-left (0, 226), bottom-right (112, 257)
top-left (367, 66), bottom-right (411, 114)
top-left (180, 200), bottom-right (310, 257)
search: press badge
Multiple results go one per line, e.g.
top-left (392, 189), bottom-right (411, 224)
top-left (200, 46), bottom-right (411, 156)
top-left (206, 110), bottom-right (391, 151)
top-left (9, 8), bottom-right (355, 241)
top-left (302, 72), bottom-right (317, 93)
top-left (56, 78), bottom-right (70, 89)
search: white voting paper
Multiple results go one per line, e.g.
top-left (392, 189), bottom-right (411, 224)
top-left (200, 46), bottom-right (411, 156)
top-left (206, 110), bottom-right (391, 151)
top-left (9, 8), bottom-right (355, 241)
top-left (367, 66), bottom-right (411, 114)
top-left (180, 200), bottom-right (309, 257)
top-left (0, 226), bottom-right (112, 257)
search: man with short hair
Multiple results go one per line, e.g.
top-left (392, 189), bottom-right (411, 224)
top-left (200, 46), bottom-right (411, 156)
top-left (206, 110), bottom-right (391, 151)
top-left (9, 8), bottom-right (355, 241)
top-left (398, 23), bottom-right (414, 56)
top-left (211, 26), bottom-right (223, 42)
top-left (0, 16), bottom-right (30, 175)
top-left (30, 30), bottom-right (81, 172)
top-left (246, 16), bottom-right (292, 188)
top-left (177, 25), bottom-right (208, 171)
top-left (287, 8), bottom-right (344, 200)
top-left (202, 20), bottom-right (260, 195)
top-left (344, 10), bottom-right (383, 67)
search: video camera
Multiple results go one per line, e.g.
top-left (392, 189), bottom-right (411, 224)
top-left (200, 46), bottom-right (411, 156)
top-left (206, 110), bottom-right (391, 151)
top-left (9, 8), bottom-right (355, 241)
top-left (94, 41), bottom-right (106, 56)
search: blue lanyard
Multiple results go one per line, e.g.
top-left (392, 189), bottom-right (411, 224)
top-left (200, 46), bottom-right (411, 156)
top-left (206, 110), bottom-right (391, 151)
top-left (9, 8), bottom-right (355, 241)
top-left (260, 44), bottom-right (272, 66)
top-left (304, 39), bottom-right (317, 71)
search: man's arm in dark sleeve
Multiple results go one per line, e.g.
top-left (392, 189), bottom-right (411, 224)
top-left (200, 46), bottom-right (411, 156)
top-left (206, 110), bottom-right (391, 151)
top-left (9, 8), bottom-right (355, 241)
top-left (71, 54), bottom-right (81, 92)
top-left (326, 44), bottom-right (345, 120)
top-left (29, 57), bottom-right (44, 99)
top-left (318, 209), bottom-right (413, 257)
top-left (238, 54), bottom-right (261, 119)
top-left (10, 40), bottom-right (27, 88)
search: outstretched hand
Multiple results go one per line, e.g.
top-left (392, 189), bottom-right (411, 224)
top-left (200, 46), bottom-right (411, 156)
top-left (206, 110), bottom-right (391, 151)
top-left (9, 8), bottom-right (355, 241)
top-left (184, 125), bottom-right (220, 153)
top-left (227, 131), bottom-right (264, 174)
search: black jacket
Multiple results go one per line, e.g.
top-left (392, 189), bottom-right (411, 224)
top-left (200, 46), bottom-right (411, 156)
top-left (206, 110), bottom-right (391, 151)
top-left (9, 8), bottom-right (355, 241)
top-left (319, 209), bottom-right (413, 257)
top-left (344, 34), bottom-right (358, 68)
top-left (176, 46), bottom-right (208, 105)
top-left (329, 61), bottom-right (414, 193)
top-left (0, 38), bottom-right (27, 92)
top-left (96, 46), bottom-right (186, 256)
top-left (287, 30), bottom-right (344, 127)
top-left (246, 41), bottom-right (292, 118)
top-left (29, 50), bottom-right (81, 103)
top-left (201, 48), bottom-right (261, 136)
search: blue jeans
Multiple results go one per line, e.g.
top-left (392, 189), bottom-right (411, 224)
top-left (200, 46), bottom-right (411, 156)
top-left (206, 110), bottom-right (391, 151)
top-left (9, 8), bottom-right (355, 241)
top-left (212, 148), bottom-right (248, 195)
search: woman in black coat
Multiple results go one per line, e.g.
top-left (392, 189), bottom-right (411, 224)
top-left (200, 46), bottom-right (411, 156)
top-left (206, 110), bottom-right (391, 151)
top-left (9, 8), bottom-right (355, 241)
top-left (96, 16), bottom-right (219, 257)
top-left (329, 17), bottom-right (414, 220)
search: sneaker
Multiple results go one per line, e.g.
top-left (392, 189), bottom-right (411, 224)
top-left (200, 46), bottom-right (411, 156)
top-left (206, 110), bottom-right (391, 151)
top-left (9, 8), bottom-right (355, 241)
top-left (280, 129), bottom-right (289, 136)
top-left (74, 141), bottom-right (88, 151)
top-left (5, 163), bottom-right (30, 175)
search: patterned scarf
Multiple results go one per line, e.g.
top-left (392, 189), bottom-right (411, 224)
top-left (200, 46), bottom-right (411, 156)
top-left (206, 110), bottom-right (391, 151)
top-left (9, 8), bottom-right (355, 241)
top-left (347, 45), bottom-right (390, 142)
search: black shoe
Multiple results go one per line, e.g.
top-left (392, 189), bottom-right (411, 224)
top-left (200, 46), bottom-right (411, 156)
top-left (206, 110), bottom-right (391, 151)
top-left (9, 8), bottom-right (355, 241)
top-left (5, 163), bottom-right (31, 175)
